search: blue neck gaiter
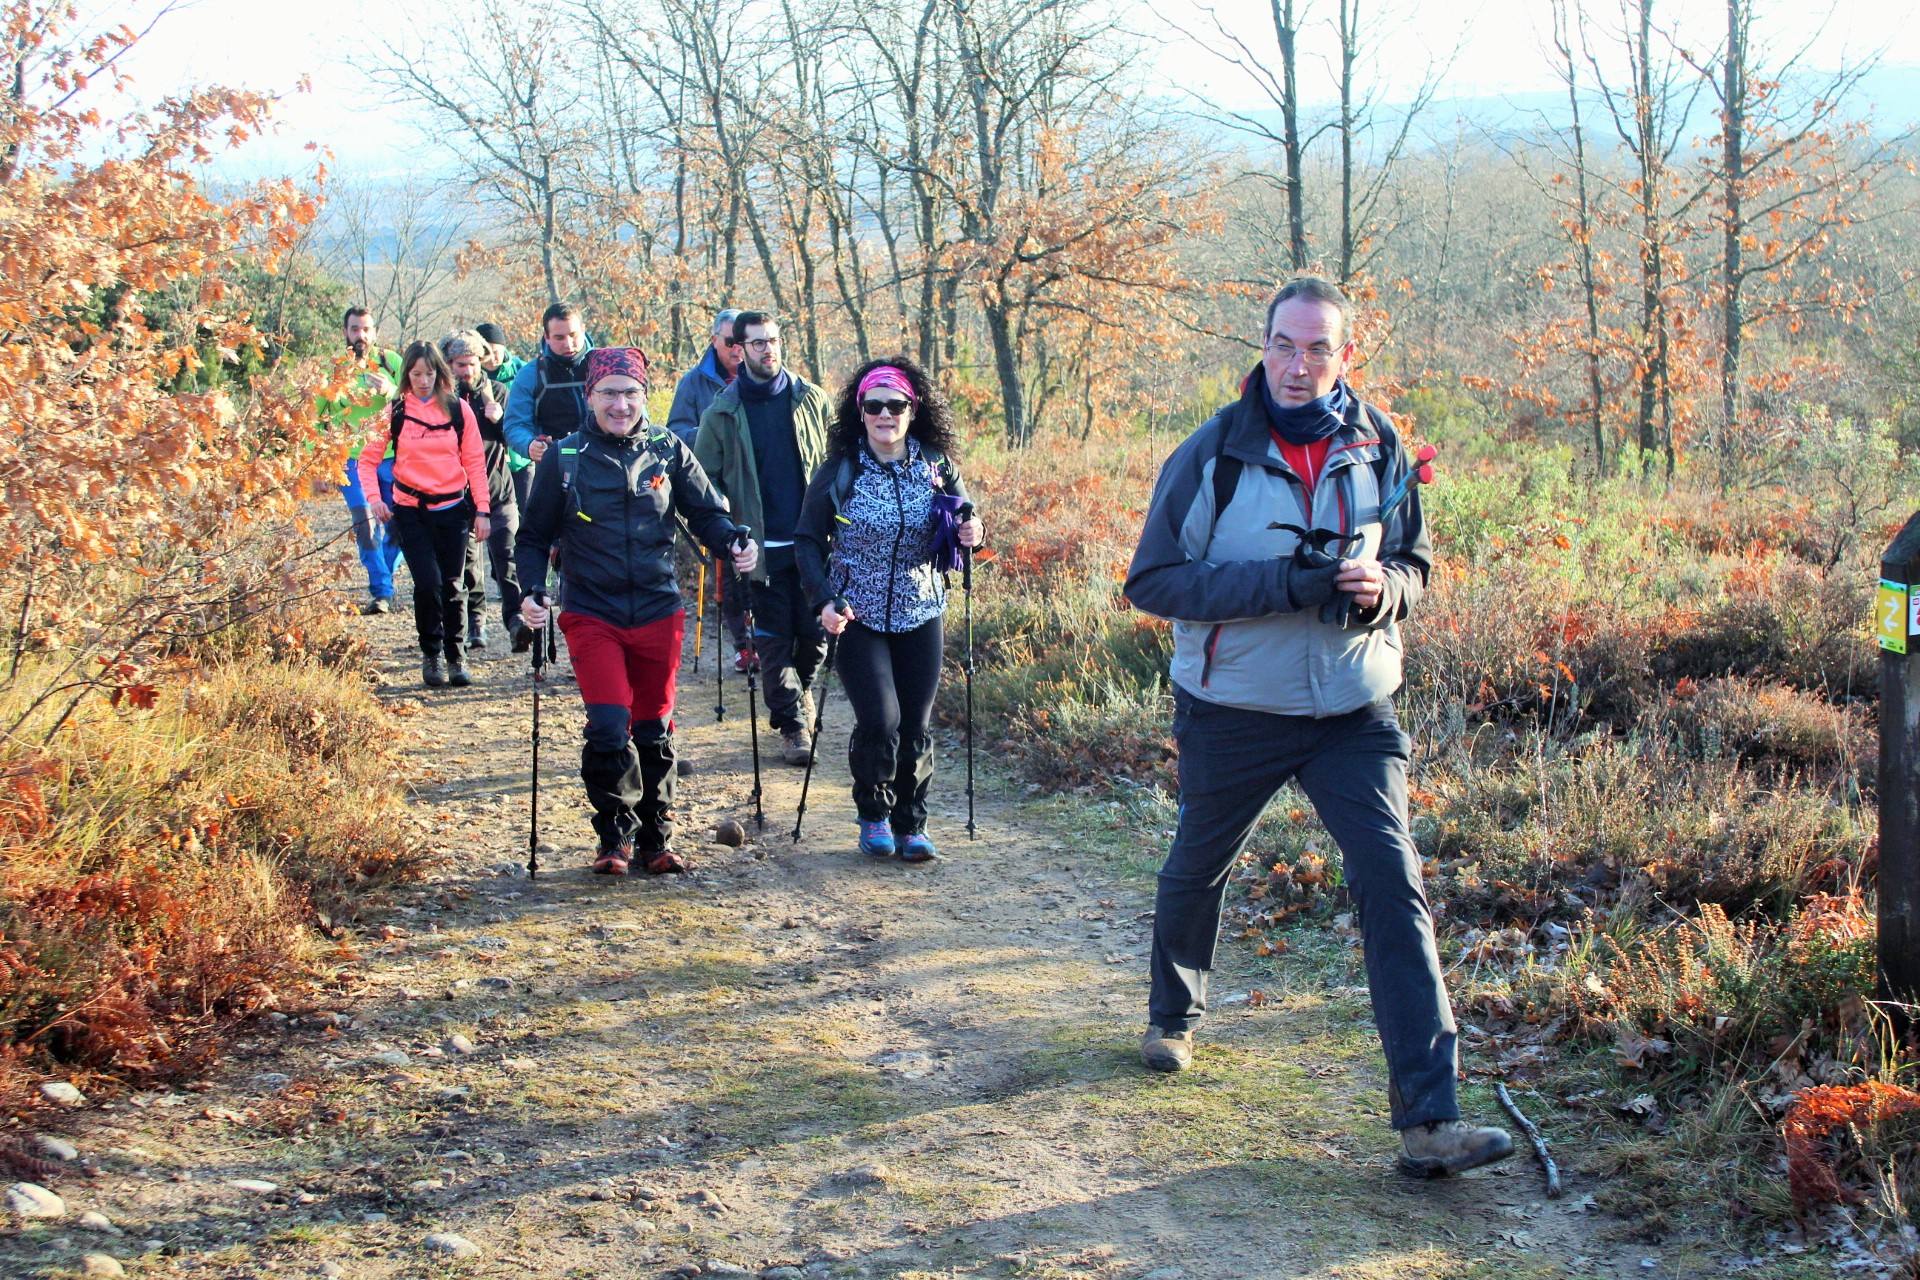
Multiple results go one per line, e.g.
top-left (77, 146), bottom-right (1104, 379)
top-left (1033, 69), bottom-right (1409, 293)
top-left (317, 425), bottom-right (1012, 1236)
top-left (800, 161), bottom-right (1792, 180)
top-left (1259, 375), bottom-right (1350, 445)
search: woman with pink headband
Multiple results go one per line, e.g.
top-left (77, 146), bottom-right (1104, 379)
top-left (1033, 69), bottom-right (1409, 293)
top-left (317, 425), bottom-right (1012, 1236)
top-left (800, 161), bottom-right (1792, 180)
top-left (793, 355), bottom-right (984, 863)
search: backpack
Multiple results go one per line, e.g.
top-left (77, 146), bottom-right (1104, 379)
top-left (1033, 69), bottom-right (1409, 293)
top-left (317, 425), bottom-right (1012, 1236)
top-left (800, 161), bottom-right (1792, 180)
top-left (531, 353), bottom-right (589, 437)
top-left (828, 447), bottom-right (958, 521)
top-left (387, 397), bottom-right (471, 506)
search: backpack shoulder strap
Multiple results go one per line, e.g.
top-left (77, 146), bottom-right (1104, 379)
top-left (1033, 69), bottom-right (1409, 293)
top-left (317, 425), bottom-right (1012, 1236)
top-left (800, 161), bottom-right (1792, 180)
top-left (1209, 422), bottom-right (1243, 524)
top-left (829, 455), bottom-right (856, 521)
top-left (388, 398), bottom-right (406, 450)
top-left (556, 431), bottom-right (586, 493)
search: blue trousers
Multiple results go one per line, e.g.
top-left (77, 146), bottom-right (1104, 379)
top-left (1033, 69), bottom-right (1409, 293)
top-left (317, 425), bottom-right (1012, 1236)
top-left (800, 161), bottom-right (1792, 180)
top-left (1149, 688), bottom-right (1460, 1130)
top-left (341, 455), bottom-right (402, 599)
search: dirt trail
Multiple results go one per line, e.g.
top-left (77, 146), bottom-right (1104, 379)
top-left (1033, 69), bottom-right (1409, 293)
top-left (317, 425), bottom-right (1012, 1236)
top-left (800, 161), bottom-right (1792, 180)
top-left (3, 598), bottom-right (1686, 1280)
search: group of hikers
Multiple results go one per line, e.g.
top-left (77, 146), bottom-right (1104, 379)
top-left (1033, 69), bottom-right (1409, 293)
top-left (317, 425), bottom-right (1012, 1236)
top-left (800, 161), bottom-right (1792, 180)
top-left (324, 302), bottom-right (984, 877)
top-left (322, 276), bottom-right (1516, 1180)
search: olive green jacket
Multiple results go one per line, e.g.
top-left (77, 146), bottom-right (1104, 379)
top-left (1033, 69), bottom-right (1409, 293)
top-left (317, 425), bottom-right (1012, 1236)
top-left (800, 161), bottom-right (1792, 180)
top-left (693, 374), bottom-right (833, 584)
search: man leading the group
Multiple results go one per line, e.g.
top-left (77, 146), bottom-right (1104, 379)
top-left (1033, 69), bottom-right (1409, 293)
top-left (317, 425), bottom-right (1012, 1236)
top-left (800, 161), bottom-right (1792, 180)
top-left (516, 348), bottom-right (757, 875)
top-left (694, 311), bottom-right (833, 765)
top-left (1123, 276), bottom-right (1512, 1179)
top-left (668, 308), bottom-right (753, 670)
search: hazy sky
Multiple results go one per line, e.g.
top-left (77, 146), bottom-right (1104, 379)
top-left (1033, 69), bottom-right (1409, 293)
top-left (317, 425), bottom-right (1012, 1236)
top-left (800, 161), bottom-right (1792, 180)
top-left (112, 0), bottom-right (1919, 179)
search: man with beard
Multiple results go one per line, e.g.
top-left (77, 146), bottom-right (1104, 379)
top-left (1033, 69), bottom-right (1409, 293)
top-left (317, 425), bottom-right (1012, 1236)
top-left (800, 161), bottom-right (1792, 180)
top-left (668, 308), bottom-right (752, 670)
top-left (694, 311), bottom-right (834, 765)
top-left (326, 306), bottom-right (405, 614)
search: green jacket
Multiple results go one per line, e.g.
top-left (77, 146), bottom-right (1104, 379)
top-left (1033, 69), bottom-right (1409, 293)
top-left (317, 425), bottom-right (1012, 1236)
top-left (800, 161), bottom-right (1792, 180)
top-left (693, 374), bottom-right (833, 584)
top-left (318, 348), bottom-right (404, 461)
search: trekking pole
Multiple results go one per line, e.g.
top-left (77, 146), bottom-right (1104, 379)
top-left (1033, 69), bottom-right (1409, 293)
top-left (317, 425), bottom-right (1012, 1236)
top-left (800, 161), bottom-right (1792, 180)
top-left (692, 545), bottom-right (706, 675)
top-left (526, 597), bottom-right (556, 880)
top-left (959, 501), bottom-right (977, 841)
top-left (713, 567), bottom-right (727, 722)
top-left (732, 528), bottom-right (765, 830)
top-left (792, 606), bottom-right (845, 843)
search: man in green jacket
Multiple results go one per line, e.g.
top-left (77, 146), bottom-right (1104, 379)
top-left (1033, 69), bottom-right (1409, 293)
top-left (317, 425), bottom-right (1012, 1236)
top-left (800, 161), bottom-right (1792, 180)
top-left (323, 306), bottom-right (405, 613)
top-left (694, 311), bottom-right (833, 764)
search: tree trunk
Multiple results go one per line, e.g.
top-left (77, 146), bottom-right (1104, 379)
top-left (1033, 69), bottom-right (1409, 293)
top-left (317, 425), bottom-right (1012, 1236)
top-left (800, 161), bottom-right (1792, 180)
top-left (1718, 0), bottom-right (1747, 487)
top-left (1271, 0), bottom-right (1307, 271)
top-left (984, 293), bottom-right (1026, 446)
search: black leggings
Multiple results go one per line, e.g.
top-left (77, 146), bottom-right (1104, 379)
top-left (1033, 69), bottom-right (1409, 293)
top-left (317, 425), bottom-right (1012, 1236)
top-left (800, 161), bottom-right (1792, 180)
top-left (392, 503), bottom-right (472, 660)
top-left (835, 617), bottom-right (943, 833)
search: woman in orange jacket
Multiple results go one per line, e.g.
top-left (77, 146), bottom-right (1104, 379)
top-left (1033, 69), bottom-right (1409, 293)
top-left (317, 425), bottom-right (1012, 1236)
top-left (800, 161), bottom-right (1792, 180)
top-left (361, 341), bottom-right (492, 688)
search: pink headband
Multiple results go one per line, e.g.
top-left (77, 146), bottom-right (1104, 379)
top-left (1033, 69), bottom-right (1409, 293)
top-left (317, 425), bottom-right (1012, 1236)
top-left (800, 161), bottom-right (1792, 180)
top-left (857, 366), bottom-right (915, 402)
top-left (585, 346), bottom-right (649, 394)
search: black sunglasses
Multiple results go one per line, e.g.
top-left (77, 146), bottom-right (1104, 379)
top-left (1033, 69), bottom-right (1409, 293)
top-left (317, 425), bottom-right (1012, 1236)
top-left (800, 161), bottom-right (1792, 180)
top-left (862, 398), bottom-right (911, 416)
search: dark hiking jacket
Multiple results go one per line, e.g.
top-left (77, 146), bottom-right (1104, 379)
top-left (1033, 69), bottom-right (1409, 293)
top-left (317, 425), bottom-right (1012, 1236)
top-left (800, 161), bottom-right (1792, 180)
top-left (515, 420), bottom-right (740, 630)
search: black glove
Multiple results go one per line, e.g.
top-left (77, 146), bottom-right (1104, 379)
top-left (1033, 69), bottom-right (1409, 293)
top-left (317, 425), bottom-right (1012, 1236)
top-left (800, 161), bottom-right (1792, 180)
top-left (1286, 545), bottom-right (1342, 612)
top-left (1320, 594), bottom-right (1355, 628)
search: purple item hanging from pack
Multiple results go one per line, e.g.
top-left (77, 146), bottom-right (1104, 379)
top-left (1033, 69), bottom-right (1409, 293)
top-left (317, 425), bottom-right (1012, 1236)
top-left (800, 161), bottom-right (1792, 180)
top-left (929, 489), bottom-right (967, 574)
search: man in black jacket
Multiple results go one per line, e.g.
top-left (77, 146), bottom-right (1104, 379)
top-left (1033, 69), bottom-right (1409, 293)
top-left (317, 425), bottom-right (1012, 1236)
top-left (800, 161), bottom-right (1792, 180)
top-left (516, 347), bottom-right (757, 875)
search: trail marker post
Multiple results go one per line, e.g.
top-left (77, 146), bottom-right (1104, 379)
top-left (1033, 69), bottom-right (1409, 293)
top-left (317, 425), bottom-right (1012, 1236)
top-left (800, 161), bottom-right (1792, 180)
top-left (1878, 512), bottom-right (1920, 1006)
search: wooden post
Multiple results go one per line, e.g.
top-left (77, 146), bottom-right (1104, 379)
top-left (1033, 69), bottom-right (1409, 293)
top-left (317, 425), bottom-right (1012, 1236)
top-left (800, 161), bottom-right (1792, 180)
top-left (1878, 512), bottom-right (1920, 1005)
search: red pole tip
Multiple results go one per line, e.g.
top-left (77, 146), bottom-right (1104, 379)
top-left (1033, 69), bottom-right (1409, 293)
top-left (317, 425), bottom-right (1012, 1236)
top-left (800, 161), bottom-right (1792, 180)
top-left (1414, 463), bottom-right (1435, 485)
top-left (1415, 443), bottom-right (1438, 463)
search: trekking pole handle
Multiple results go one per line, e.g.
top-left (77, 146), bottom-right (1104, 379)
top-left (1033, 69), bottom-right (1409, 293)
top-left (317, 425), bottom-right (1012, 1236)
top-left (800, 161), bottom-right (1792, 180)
top-left (957, 503), bottom-right (975, 589)
top-left (732, 524), bottom-right (753, 554)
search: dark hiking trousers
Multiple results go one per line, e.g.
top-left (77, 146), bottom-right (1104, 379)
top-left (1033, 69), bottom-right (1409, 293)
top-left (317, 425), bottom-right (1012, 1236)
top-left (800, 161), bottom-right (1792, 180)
top-left (560, 609), bottom-right (683, 853)
top-left (392, 503), bottom-right (472, 661)
top-left (836, 616), bottom-right (942, 834)
top-left (751, 545), bottom-right (827, 735)
top-left (465, 503), bottom-right (523, 633)
top-left (1150, 688), bottom-right (1460, 1131)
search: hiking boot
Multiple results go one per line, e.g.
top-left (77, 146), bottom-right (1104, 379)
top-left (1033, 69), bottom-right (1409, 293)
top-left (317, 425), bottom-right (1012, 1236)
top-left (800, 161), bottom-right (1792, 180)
top-left (1140, 1025), bottom-right (1194, 1074)
top-left (1398, 1120), bottom-right (1515, 1178)
top-left (511, 622), bottom-right (535, 654)
top-left (592, 839), bottom-right (633, 876)
top-left (898, 831), bottom-right (937, 863)
top-left (781, 727), bottom-right (812, 765)
top-left (361, 596), bottom-right (393, 616)
top-left (732, 646), bottom-right (757, 674)
top-left (468, 620), bottom-right (487, 648)
top-left (858, 819), bottom-right (896, 858)
top-left (422, 654), bottom-right (448, 688)
top-left (447, 659), bottom-right (473, 688)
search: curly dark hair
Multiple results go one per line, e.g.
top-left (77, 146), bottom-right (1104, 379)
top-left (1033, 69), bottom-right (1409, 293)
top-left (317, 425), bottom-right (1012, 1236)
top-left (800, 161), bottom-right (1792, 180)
top-left (828, 355), bottom-right (958, 461)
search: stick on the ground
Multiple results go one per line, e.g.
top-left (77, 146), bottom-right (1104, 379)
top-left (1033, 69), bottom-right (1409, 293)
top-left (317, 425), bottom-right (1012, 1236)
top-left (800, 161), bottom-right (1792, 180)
top-left (1495, 1081), bottom-right (1561, 1198)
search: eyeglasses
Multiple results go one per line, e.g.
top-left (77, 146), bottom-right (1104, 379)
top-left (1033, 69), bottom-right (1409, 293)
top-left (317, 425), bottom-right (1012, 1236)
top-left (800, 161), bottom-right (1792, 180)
top-left (1265, 340), bottom-right (1343, 368)
top-left (862, 399), bottom-right (911, 417)
top-left (744, 336), bottom-right (781, 351)
top-left (592, 388), bottom-right (645, 401)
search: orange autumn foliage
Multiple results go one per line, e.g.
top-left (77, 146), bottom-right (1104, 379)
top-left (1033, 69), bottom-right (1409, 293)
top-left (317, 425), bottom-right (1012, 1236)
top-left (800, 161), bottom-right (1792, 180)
top-left (1782, 1081), bottom-right (1920, 1214)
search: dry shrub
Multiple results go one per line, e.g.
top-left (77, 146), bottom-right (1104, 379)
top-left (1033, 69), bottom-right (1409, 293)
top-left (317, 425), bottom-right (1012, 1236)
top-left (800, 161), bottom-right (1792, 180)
top-left (1782, 1082), bottom-right (1920, 1216)
top-left (1568, 896), bottom-right (1874, 1064)
top-left (1418, 739), bottom-right (1868, 923)
top-left (0, 637), bottom-right (426, 1098)
top-left (1656, 676), bottom-right (1871, 774)
top-left (1652, 561), bottom-right (1872, 697)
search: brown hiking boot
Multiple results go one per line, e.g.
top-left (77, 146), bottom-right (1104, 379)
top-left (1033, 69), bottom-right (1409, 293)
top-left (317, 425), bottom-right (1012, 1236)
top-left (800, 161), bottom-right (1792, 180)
top-left (1398, 1120), bottom-right (1515, 1178)
top-left (1140, 1026), bottom-right (1193, 1073)
top-left (781, 727), bottom-right (811, 765)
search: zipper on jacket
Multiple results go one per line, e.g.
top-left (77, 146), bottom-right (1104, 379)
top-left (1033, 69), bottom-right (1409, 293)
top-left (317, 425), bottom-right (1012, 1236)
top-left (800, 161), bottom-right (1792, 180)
top-left (1200, 623), bottom-right (1222, 688)
top-left (885, 459), bottom-right (906, 632)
